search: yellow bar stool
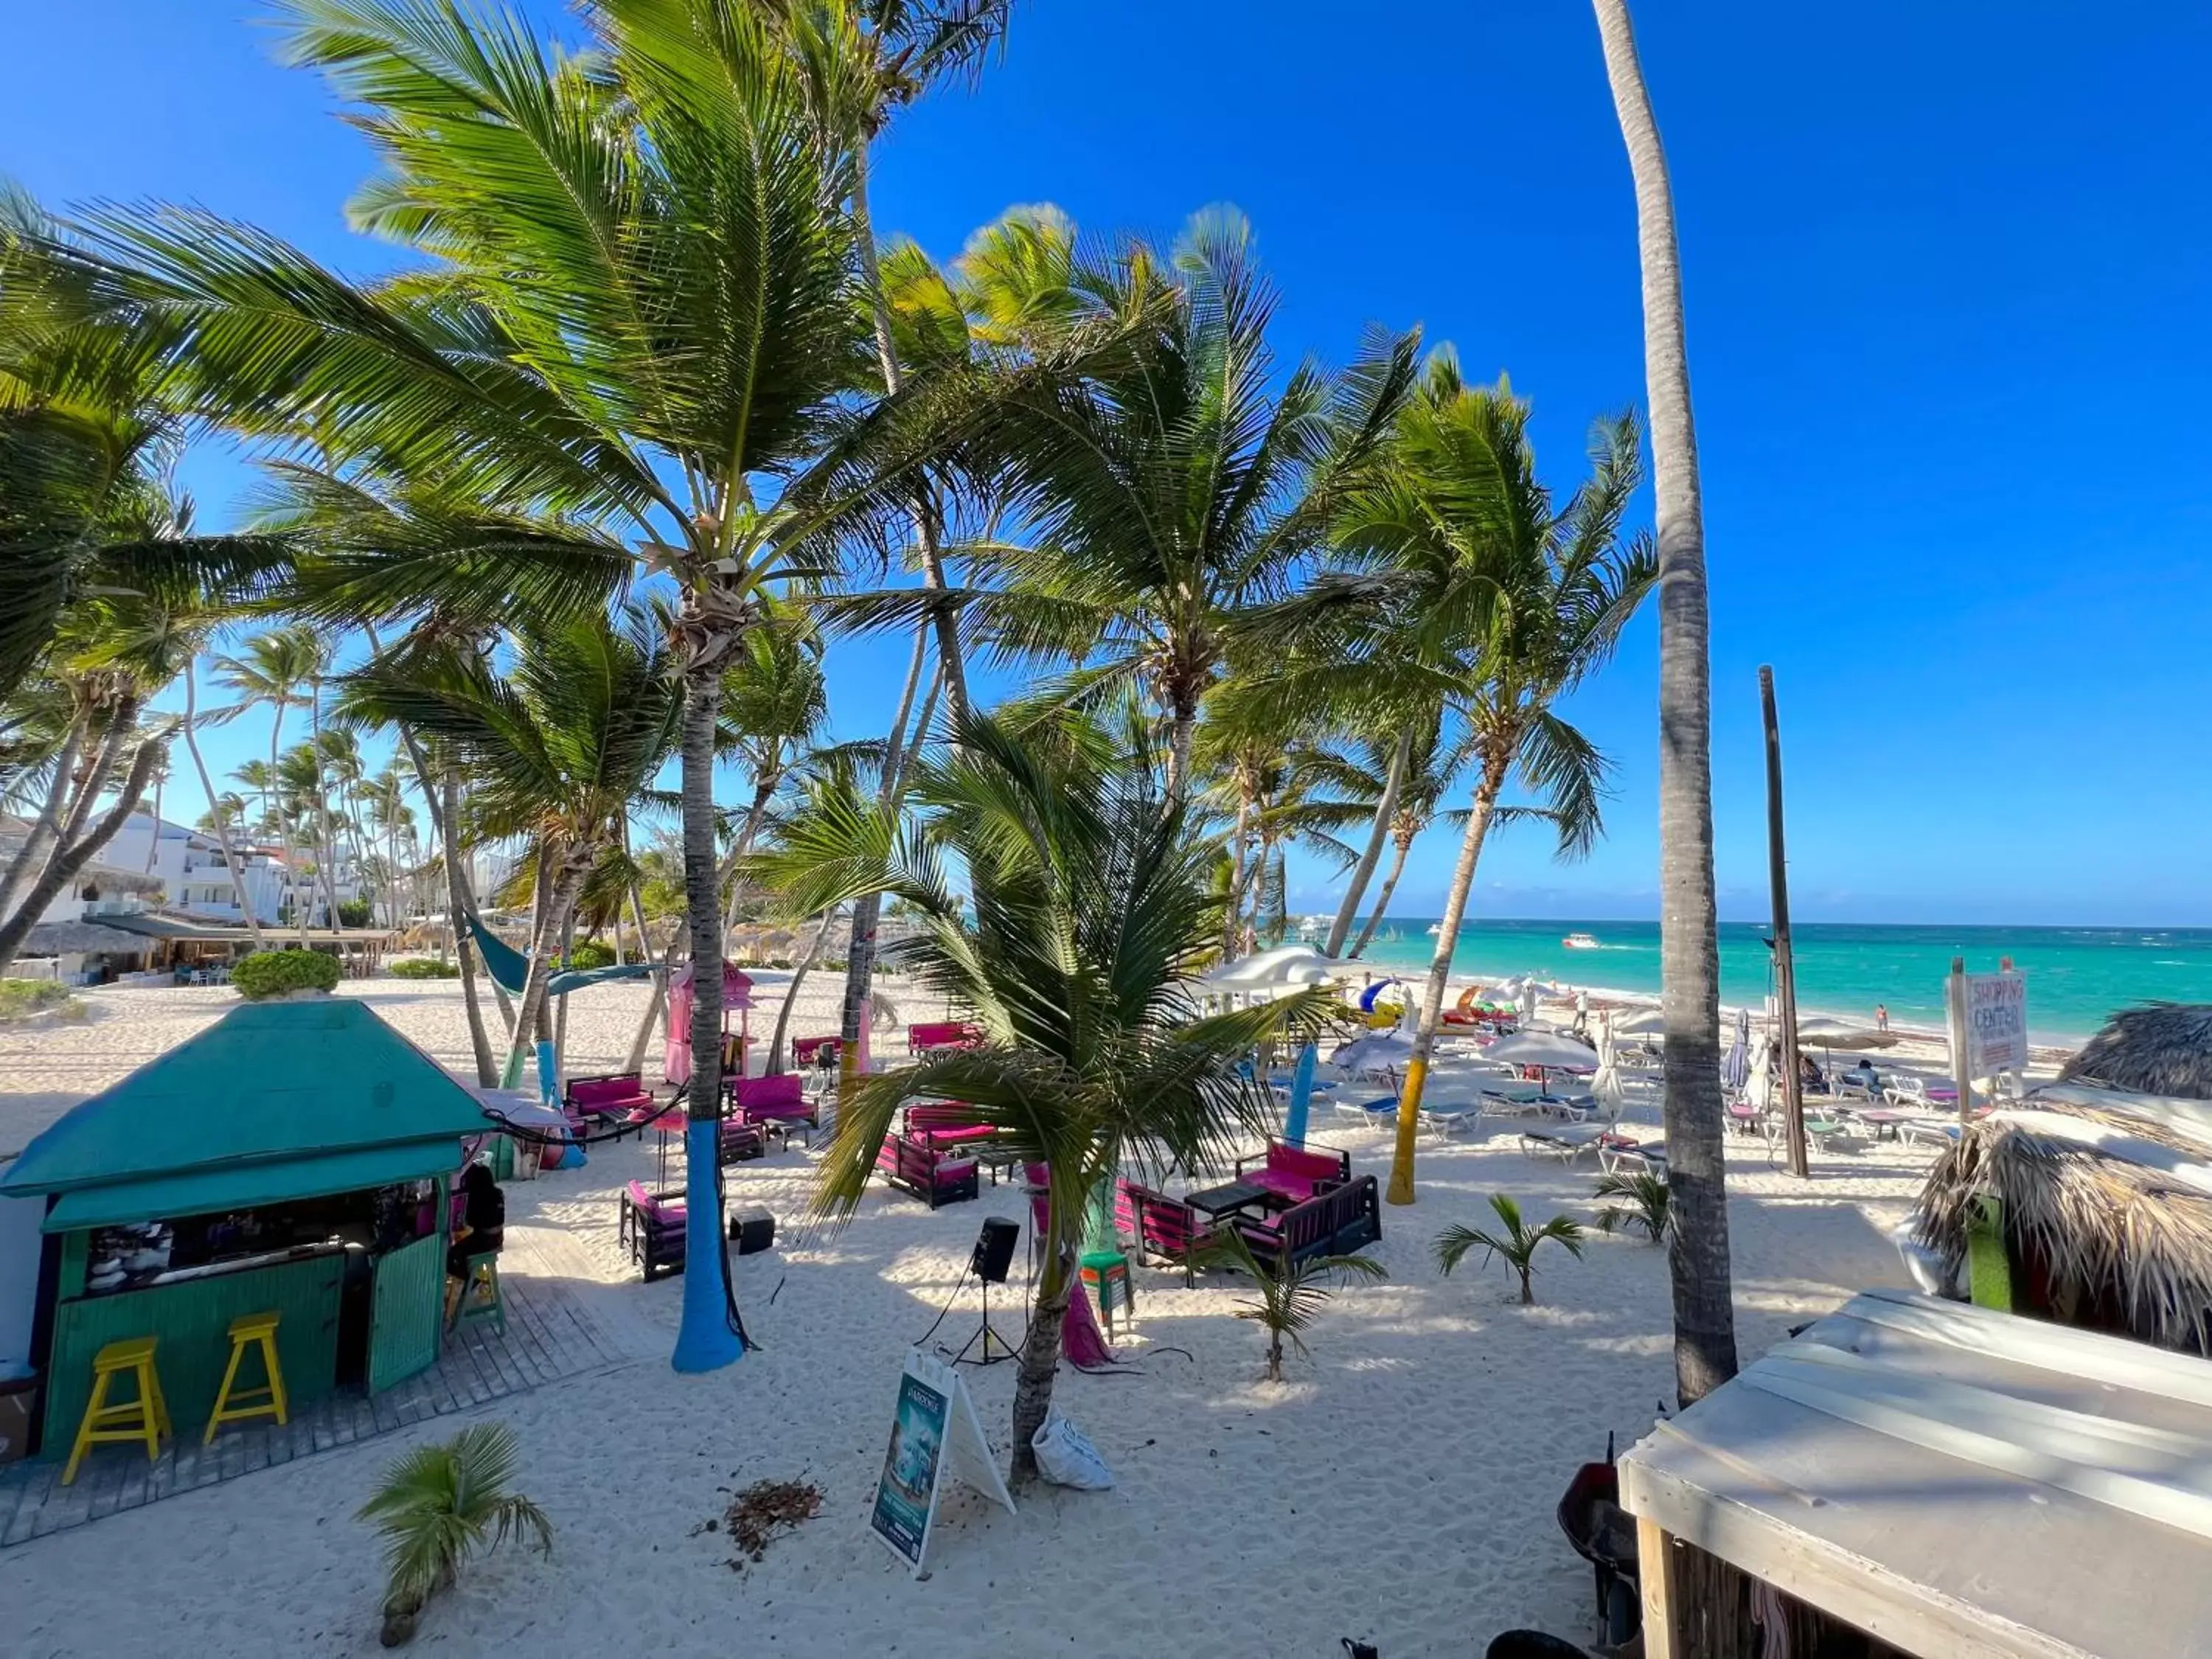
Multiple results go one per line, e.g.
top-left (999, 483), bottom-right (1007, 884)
top-left (62, 1335), bottom-right (172, 1485)
top-left (204, 1311), bottom-right (289, 1444)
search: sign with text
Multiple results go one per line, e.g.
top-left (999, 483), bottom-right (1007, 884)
top-left (1963, 972), bottom-right (2029, 1077)
top-left (868, 1350), bottom-right (1013, 1573)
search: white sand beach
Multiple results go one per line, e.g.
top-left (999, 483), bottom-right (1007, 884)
top-left (0, 977), bottom-right (2006, 1658)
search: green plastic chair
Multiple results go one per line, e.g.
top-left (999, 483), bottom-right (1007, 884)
top-left (1079, 1249), bottom-right (1135, 1340)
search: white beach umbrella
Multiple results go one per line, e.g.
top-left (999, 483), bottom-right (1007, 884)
top-left (1331, 1030), bottom-right (1418, 1074)
top-left (1203, 944), bottom-right (1351, 990)
top-left (1612, 1007), bottom-right (1669, 1038)
top-left (1486, 1031), bottom-right (1600, 1071)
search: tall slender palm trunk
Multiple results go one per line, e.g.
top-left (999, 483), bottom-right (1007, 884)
top-left (0, 704), bottom-right (162, 975)
top-left (1590, 0), bottom-right (1737, 1402)
top-left (672, 661), bottom-right (742, 1372)
top-left (1326, 729), bottom-right (1412, 957)
top-left (442, 768), bottom-right (498, 1085)
top-left (308, 679), bottom-right (346, 934)
top-left (0, 717), bottom-right (85, 920)
top-left (501, 858), bottom-right (588, 1082)
top-left (181, 658), bottom-right (267, 947)
top-left (1350, 830), bottom-right (1414, 958)
top-left (1385, 757), bottom-right (1507, 1205)
top-left (838, 625), bottom-right (931, 1092)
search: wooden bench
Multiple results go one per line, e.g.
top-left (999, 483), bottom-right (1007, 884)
top-left (907, 1020), bottom-right (984, 1057)
top-left (900, 1102), bottom-right (996, 1150)
top-left (1115, 1178), bottom-right (1215, 1286)
top-left (1234, 1174), bottom-right (1382, 1272)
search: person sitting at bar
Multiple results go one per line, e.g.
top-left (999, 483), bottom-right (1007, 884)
top-left (445, 1161), bottom-right (506, 1321)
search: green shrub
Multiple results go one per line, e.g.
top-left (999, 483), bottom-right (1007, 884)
top-left (0, 978), bottom-right (82, 1023)
top-left (232, 949), bottom-right (341, 1000)
top-left (338, 899), bottom-right (375, 928)
top-left (565, 939), bottom-right (615, 971)
top-left (389, 957), bottom-right (459, 980)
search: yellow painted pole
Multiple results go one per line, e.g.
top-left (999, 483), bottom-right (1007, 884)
top-left (1386, 1054), bottom-right (1428, 1205)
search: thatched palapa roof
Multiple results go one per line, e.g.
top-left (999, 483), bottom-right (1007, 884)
top-left (2060, 1003), bottom-right (2212, 1102)
top-left (1916, 1092), bottom-right (2212, 1354)
top-left (21, 920), bottom-right (152, 957)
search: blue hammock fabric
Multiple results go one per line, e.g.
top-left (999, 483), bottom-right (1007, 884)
top-left (465, 913), bottom-right (655, 999)
top-left (467, 912), bottom-right (532, 997)
top-left (547, 963), bottom-right (655, 998)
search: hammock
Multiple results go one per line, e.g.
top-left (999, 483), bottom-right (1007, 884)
top-left (465, 911), bottom-right (655, 999)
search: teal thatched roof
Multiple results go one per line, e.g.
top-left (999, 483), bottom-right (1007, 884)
top-left (0, 998), bottom-right (492, 1219)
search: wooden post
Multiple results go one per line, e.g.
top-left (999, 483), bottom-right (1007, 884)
top-left (1638, 1515), bottom-right (1678, 1659)
top-left (1946, 954), bottom-right (1973, 1127)
top-left (1760, 667), bottom-right (1808, 1178)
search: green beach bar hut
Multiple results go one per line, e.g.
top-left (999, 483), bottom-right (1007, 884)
top-left (0, 997), bottom-right (495, 1456)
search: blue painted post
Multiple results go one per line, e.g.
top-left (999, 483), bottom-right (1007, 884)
top-left (1283, 1040), bottom-right (1319, 1148)
top-left (534, 1039), bottom-right (557, 1107)
top-left (671, 1119), bottom-right (744, 1371)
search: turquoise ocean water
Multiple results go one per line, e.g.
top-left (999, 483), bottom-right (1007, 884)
top-left (1349, 919), bottom-right (2212, 1044)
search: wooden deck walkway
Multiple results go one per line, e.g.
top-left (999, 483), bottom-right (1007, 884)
top-left (0, 1259), bottom-right (635, 1548)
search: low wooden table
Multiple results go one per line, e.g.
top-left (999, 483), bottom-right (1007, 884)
top-left (1182, 1180), bottom-right (1274, 1222)
top-left (973, 1147), bottom-right (1025, 1187)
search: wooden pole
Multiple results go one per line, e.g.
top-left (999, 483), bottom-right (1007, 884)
top-left (1760, 667), bottom-right (1808, 1178)
top-left (1946, 953), bottom-right (1972, 1126)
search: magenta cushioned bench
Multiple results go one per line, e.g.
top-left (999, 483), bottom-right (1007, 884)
top-left (619, 1180), bottom-right (688, 1281)
top-left (901, 1102), bottom-right (996, 1151)
top-left (1115, 1178), bottom-right (1217, 1287)
top-left (1233, 1174), bottom-right (1382, 1273)
top-left (1234, 1139), bottom-right (1354, 1206)
top-left (729, 1073), bottom-right (819, 1147)
top-left (907, 1020), bottom-right (984, 1057)
top-left (568, 1071), bottom-right (658, 1140)
top-left (792, 1034), bottom-right (841, 1068)
top-left (875, 1134), bottom-right (979, 1208)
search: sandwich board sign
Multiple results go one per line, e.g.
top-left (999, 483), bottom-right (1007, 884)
top-left (869, 1349), bottom-right (1015, 1573)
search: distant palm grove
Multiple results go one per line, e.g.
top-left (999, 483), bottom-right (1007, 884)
top-left (0, 0), bottom-right (1736, 1399)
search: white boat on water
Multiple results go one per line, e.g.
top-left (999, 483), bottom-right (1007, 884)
top-left (1561, 931), bottom-right (1601, 950)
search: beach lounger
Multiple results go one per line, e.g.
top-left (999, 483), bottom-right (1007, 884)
top-left (1520, 1123), bottom-right (1608, 1161)
top-left (1597, 1135), bottom-right (1664, 1178)
top-left (1333, 1093), bottom-right (1401, 1127)
top-left (1419, 1099), bottom-right (1486, 1138)
top-left (1897, 1118), bottom-right (1962, 1150)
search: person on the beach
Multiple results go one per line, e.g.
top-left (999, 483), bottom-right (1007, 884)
top-left (1876, 1003), bottom-right (1889, 1032)
top-left (1572, 988), bottom-right (1590, 1036)
top-left (1848, 1057), bottom-right (1882, 1095)
top-left (1798, 1050), bottom-right (1827, 1093)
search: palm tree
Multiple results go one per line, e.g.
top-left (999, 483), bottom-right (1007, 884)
top-left (1593, 1167), bottom-right (1672, 1242)
top-left (59, 0), bottom-right (973, 1373)
top-left (213, 625), bottom-right (325, 938)
top-left (341, 608), bottom-right (681, 1084)
top-left (943, 209), bottom-right (1418, 805)
top-left (1435, 1194), bottom-right (1586, 1306)
top-left (358, 1421), bottom-right (552, 1646)
top-left (757, 714), bottom-right (1321, 1482)
top-left (0, 187), bottom-right (291, 703)
top-left (1318, 365), bottom-right (1654, 1206)
top-left (714, 620), bottom-right (830, 947)
top-left (1203, 1225), bottom-right (1386, 1383)
top-left (1587, 0), bottom-right (1739, 1402)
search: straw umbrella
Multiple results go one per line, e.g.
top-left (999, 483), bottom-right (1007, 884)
top-left (1916, 1097), bottom-right (2212, 1353)
top-left (2061, 1005), bottom-right (2212, 1100)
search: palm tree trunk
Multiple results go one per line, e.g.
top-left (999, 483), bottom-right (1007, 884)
top-left (181, 658), bottom-right (267, 947)
top-left (715, 776), bottom-right (779, 954)
top-left (1164, 702), bottom-right (1199, 810)
top-left (442, 768), bottom-right (498, 1086)
top-left (1222, 793), bottom-right (1254, 958)
top-left (1590, 0), bottom-right (1738, 1404)
top-left (1326, 729), bottom-right (1411, 957)
top-left (672, 656), bottom-right (741, 1372)
top-left (1385, 759), bottom-right (1506, 1205)
top-left (309, 681), bottom-right (346, 936)
top-left (622, 882), bottom-right (671, 1077)
top-left (500, 860), bottom-right (585, 1084)
top-left (765, 905), bottom-right (838, 1074)
top-left (853, 151), bottom-right (971, 731)
top-left (836, 627), bottom-right (932, 1093)
top-left (1009, 1231), bottom-right (1075, 1486)
top-left (1350, 830), bottom-right (1413, 959)
top-left (0, 715), bottom-right (87, 921)
top-left (0, 730), bottom-right (162, 976)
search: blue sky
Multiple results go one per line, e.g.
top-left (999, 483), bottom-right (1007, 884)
top-left (7, 2), bottom-right (2210, 925)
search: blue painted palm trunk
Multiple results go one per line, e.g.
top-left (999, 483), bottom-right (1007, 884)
top-left (672, 1119), bottom-right (743, 1371)
top-left (1282, 1040), bottom-right (1319, 1148)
